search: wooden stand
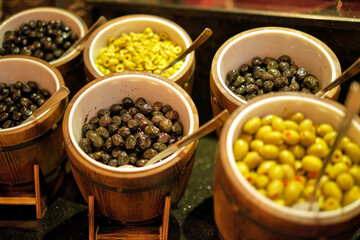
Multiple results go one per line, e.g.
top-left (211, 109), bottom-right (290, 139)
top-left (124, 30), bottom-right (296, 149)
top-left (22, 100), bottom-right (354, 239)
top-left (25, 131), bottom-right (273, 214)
top-left (0, 164), bottom-right (47, 219)
top-left (88, 195), bottom-right (171, 240)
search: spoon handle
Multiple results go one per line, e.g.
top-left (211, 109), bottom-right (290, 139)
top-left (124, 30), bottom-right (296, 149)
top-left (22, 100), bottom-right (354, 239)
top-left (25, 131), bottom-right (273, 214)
top-left (144, 109), bottom-right (230, 167)
top-left (316, 58), bottom-right (360, 98)
top-left (308, 81), bottom-right (360, 210)
top-left (22, 86), bottom-right (70, 125)
top-left (159, 28), bottom-right (213, 75)
top-left (62, 16), bottom-right (107, 57)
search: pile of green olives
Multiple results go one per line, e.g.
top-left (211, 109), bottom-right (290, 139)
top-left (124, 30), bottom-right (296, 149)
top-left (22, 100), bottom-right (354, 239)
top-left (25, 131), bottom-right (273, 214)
top-left (233, 112), bottom-right (360, 211)
top-left (79, 97), bottom-right (184, 168)
top-left (226, 55), bottom-right (320, 101)
top-left (0, 81), bottom-right (51, 128)
top-left (0, 19), bottom-right (78, 62)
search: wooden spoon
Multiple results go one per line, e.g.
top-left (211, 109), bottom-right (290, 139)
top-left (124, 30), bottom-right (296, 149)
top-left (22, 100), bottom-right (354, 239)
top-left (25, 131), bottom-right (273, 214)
top-left (22, 86), bottom-right (70, 125)
top-left (292, 81), bottom-right (360, 211)
top-left (144, 109), bottom-right (230, 167)
top-left (159, 28), bottom-right (213, 75)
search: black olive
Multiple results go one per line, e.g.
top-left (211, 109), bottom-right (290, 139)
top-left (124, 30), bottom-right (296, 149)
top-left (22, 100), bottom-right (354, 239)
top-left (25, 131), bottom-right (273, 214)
top-left (238, 64), bottom-right (252, 75)
top-left (139, 118), bottom-right (154, 131)
top-left (140, 103), bottom-right (154, 116)
top-left (263, 80), bottom-right (274, 92)
top-left (302, 76), bottom-right (319, 90)
top-left (86, 130), bottom-right (104, 150)
top-left (125, 135), bottom-right (137, 150)
top-left (111, 133), bottom-right (124, 147)
top-left (118, 126), bottom-right (131, 138)
top-left (274, 77), bottom-right (289, 89)
top-left (226, 69), bottom-right (238, 84)
top-left (97, 108), bottom-right (111, 118)
top-left (96, 126), bottom-right (110, 139)
top-left (171, 122), bottom-right (183, 136)
top-left (145, 125), bottom-right (161, 138)
top-left (159, 118), bottom-right (173, 133)
top-left (267, 60), bottom-right (278, 70)
top-left (135, 97), bottom-right (147, 108)
top-left (157, 132), bottom-right (171, 143)
top-left (277, 55), bottom-right (292, 64)
top-left (136, 159), bottom-right (149, 167)
top-left (99, 115), bottom-right (112, 128)
top-left (232, 76), bottom-right (246, 87)
top-left (122, 97), bottom-right (134, 109)
top-left (110, 104), bottom-right (122, 116)
top-left (143, 148), bottom-right (158, 159)
top-left (152, 101), bottom-right (162, 111)
top-left (117, 151), bottom-right (130, 166)
top-left (296, 68), bottom-right (308, 81)
top-left (161, 104), bottom-right (172, 114)
top-left (138, 133), bottom-right (152, 150)
top-left (278, 61), bottom-right (290, 72)
top-left (251, 56), bottom-right (263, 66)
top-left (79, 138), bottom-right (92, 154)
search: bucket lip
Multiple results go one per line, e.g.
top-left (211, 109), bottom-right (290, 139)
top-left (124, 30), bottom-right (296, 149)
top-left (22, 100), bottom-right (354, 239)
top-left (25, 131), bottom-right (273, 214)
top-left (67, 71), bottom-right (197, 173)
top-left (211, 26), bottom-right (341, 107)
top-left (220, 92), bottom-right (360, 224)
top-left (86, 14), bottom-right (194, 81)
top-left (0, 55), bottom-right (63, 133)
top-left (0, 6), bottom-right (87, 66)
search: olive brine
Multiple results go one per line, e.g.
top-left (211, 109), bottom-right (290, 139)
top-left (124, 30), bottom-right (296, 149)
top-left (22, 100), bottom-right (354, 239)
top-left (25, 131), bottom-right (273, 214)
top-left (0, 81), bottom-right (51, 128)
top-left (0, 19), bottom-right (78, 61)
top-left (226, 55), bottom-right (320, 101)
top-left (79, 97), bottom-right (184, 167)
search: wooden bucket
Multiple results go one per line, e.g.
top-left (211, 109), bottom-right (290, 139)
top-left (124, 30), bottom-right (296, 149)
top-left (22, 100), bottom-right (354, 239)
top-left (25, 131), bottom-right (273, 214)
top-left (0, 56), bottom-right (68, 193)
top-left (83, 14), bottom-right (195, 94)
top-left (62, 71), bottom-right (199, 222)
top-left (0, 7), bottom-right (88, 94)
top-left (210, 27), bottom-right (341, 129)
top-left (214, 93), bottom-right (360, 240)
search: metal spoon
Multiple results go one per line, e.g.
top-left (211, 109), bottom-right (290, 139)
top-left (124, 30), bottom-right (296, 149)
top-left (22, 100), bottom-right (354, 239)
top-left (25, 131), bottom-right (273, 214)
top-left (159, 28), bottom-right (213, 75)
top-left (61, 16), bottom-right (107, 58)
top-left (144, 109), bottom-right (230, 167)
top-left (315, 58), bottom-right (360, 98)
top-left (292, 81), bottom-right (360, 211)
top-left (22, 86), bottom-right (70, 125)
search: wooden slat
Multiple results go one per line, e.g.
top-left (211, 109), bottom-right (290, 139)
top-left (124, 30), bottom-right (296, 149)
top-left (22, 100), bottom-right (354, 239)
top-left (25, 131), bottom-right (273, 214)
top-left (89, 195), bottom-right (95, 240)
top-left (0, 196), bottom-right (36, 205)
top-left (161, 196), bottom-right (171, 240)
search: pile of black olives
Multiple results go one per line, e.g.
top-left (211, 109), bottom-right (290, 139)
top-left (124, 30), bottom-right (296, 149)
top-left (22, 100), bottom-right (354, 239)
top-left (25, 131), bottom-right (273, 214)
top-left (0, 81), bottom-right (51, 129)
top-left (226, 55), bottom-right (320, 101)
top-left (0, 19), bottom-right (78, 62)
top-left (79, 97), bottom-right (184, 168)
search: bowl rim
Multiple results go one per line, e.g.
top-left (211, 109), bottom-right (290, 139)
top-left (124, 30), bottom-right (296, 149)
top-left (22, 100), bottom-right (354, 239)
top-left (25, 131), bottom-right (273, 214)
top-left (219, 91), bottom-right (360, 225)
top-left (211, 26), bottom-right (342, 107)
top-left (65, 71), bottom-right (199, 174)
top-left (83, 14), bottom-right (195, 82)
top-left (0, 6), bottom-right (88, 67)
top-left (0, 55), bottom-right (65, 134)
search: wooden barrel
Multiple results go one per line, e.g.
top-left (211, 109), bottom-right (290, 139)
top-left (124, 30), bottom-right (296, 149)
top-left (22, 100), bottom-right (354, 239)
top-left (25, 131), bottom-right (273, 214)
top-left (214, 93), bottom-right (360, 239)
top-left (62, 71), bottom-right (199, 222)
top-left (0, 56), bottom-right (68, 193)
top-left (0, 7), bottom-right (88, 95)
top-left (83, 14), bottom-right (195, 94)
top-left (210, 27), bottom-right (341, 133)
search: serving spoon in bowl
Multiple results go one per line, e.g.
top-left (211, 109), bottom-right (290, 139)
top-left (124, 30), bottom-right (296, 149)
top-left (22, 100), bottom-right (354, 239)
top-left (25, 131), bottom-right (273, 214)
top-left (22, 86), bottom-right (70, 125)
top-left (158, 28), bottom-right (213, 75)
top-left (316, 58), bottom-right (360, 98)
top-left (144, 109), bottom-right (230, 167)
top-left (292, 81), bottom-right (360, 211)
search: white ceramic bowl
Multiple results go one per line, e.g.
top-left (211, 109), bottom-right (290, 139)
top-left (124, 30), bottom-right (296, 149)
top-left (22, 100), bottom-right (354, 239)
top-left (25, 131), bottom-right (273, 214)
top-left (62, 71), bottom-right (199, 221)
top-left (0, 7), bottom-right (87, 73)
top-left (210, 27), bottom-right (342, 114)
top-left (214, 92), bottom-right (360, 239)
top-left (83, 14), bottom-right (195, 93)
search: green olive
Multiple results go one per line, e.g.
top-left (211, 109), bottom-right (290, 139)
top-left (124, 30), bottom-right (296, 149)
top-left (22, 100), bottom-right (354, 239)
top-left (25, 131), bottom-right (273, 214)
top-left (331, 149), bottom-right (343, 163)
top-left (328, 162), bottom-right (348, 179)
top-left (233, 138), bottom-right (249, 161)
top-left (256, 174), bottom-right (270, 189)
top-left (243, 151), bottom-right (263, 169)
top-left (284, 180), bottom-right (303, 205)
top-left (316, 123), bottom-right (334, 137)
top-left (261, 114), bottom-right (276, 125)
top-left (282, 164), bottom-right (295, 180)
top-left (336, 172), bottom-right (354, 191)
top-left (244, 171), bottom-right (258, 185)
top-left (263, 131), bottom-right (283, 145)
top-left (266, 179), bottom-right (284, 199)
top-left (271, 116), bottom-right (285, 132)
top-left (299, 130), bottom-right (316, 147)
top-left (287, 112), bottom-right (304, 124)
top-left (261, 144), bottom-right (279, 159)
top-left (322, 197), bottom-right (341, 211)
top-left (243, 117), bottom-right (262, 134)
top-left (278, 149), bottom-right (295, 165)
top-left (239, 133), bottom-right (253, 143)
top-left (236, 161), bottom-right (250, 176)
top-left (284, 120), bottom-right (298, 131)
top-left (289, 145), bottom-right (306, 159)
top-left (349, 165), bottom-right (360, 185)
top-left (344, 141), bottom-right (360, 164)
top-left (250, 139), bottom-right (264, 153)
top-left (306, 142), bottom-right (329, 158)
top-left (283, 129), bottom-right (300, 145)
top-left (343, 186), bottom-right (360, 206)
top-left (255, 125), bottom-right (272, 140)
top-left (268, 164), bottom-right (285, 180)
top-left (323, 181), bottom-right (343, 202)
top-left (323, 131), bottom-right (337, 147)
top-left (303, 184), bottom-right (320, 200)
top-left (299, 119), bottom-right (313, 132)
top-left (257, 160), bottom-right (276, 175)
top-left (301, 155), bottom-right (322, 172)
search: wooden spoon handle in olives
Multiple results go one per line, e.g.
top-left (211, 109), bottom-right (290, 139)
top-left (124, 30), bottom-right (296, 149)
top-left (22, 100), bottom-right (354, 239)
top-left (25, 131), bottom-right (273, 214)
top-left (293, 81), bottom-right (360, 211)
top-left (62, 16), bottom-right (107, 57)
top-left (22, 86), bottom-right (70, 125)
top-left (159, 28), bottom-right (213, 75)
top-left (316, 58), bottom-right (360, 98)
top-left (144, 109), bottom-right (230, 167)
